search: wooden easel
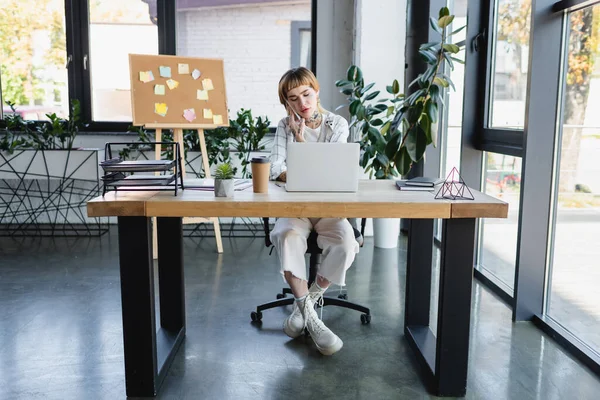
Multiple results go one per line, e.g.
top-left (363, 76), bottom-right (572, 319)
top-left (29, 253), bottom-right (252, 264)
top-left (127, 54), bottom-right (229, 258)
top-left (149, 124), bottom-right (223, 258)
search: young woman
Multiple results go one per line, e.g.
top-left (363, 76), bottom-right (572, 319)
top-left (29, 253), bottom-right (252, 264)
top-left (268, 67), bottom-right (359, 356)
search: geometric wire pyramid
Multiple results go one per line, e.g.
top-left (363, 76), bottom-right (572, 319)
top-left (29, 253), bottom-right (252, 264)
top-left (434, 166), bottom-right (475, 200)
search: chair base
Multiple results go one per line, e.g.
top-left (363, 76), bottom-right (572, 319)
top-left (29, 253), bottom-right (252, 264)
top-left (251, 289), bottom-right (371, 325)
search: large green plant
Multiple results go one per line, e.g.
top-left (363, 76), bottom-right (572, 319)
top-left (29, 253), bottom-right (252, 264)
top-left (228, 109), bottom-right (270, 178)
top-left (336, 7), bottom-right (464, 179)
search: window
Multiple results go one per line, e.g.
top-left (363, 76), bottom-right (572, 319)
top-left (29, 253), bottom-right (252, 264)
top-left (547, 3), bottom-right (600, 355)
top-left (477, 152), bottom-right (521, 292)
top-left (0, 0), bottom-right (69, 120)
top-left (291, 21), bottom-right (311, 69)
top-left (88, 0), bottom-right (158, 121)
top-left (488, 0), bottom-right (531, 129)
top-left (176, 1), bottom-right (312, 125)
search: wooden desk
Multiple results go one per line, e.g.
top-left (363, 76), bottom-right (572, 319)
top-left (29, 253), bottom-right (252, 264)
top-left (87, 180), bottom-right (508, 397)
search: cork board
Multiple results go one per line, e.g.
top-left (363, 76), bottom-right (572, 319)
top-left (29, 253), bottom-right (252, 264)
top-left (129, 54), bottom-right (229, 128)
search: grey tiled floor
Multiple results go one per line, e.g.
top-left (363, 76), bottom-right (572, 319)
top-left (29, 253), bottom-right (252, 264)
top-left (0, 229), bottom-right (599, 399)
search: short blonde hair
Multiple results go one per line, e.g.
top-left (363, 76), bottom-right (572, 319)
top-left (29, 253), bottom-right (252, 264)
top-left (278, 67), bottom-right (326, 113)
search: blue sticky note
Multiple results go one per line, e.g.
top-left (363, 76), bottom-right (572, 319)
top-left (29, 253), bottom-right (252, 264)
top-left (159, 66), bottom-right (171, 78)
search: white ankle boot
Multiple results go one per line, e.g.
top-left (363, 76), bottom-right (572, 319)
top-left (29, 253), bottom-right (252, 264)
top-left (283, 284), bottom-right (327, 339)
top-left (299, 296), bottom-right (343, 355)
top-left (283, 301), bottom-right (305, 339)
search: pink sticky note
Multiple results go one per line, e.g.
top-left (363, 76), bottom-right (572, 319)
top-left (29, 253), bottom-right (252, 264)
top-left (183, 108), bottom-right (196, 122)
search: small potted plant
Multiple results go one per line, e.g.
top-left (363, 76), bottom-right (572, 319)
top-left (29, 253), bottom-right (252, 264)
top-left (214, 162), bottom-right (235, 197)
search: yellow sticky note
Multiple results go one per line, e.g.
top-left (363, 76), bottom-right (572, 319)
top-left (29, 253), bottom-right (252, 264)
top-left (197, 89), bottom-right (209, 100)
top-left (154, 85), bottom-right (165, 95)
top-left (213, 114), bottom-right (223, 125)
top-left (155, 103), bottom-right (168, 117)
top-left (202, 78), bottom-right (214, 91)
top-left (203, 109), bottom-right (213, 119)
top-left (178, 63), bottom-right (189, 74)
top-left (166, 79), bottom-right (179, 90)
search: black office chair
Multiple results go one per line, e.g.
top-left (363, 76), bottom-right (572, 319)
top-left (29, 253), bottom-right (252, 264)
top-left (250, 218), bottom-right (371, 324)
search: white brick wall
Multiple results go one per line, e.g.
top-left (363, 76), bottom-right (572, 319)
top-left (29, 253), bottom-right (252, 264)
top-left (177, 2), bottom-right (311, 125)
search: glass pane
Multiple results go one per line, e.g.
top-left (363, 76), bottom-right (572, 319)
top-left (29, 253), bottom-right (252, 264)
top-left (88, 0), bottom-right (158, 121)
top-left (489, 0), bottom-right (531, 129)
top-left (177, 3), bottom-right (312, 125)
top-left (442, 47), bottom-right (465, 179)
top-left (0, 0), bottom-right (68, 120)
top-left (299, 29), bottom-right (311, 68)
top-left (477, 153), bottom-right (521, 291)
top-left (548, 4), bottom-right (600, 355)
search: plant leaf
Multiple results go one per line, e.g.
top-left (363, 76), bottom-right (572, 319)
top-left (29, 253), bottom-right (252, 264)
top-left (364, 91), bottom-right (380, 101)
top-left (433, 77), bottom-right (449, 88)
top-left (349, 99), bottom-right (361, 115)
top-left (392, 79), bottom-right (400, 94)
top-left (448, 25), bottom-right (466, 38)
top-left (404, 125), bottom-right (427, 162)
top-left (384, 131), bottom-right (401, 160)
top-left (395, 146), bottom-right (412, 176)
top-left (443, 43), bottom-right (460, 54)
top-left (373, 103), bottom-right (388, 113)
top-left (347, 65), bottom-right (357, 81)
top-left (335, 79), bottom-right (352, 87)
top-left (426, 101), bottom-right (439, 123)
top-left (419, 113), bottom-right (432, 145)
top-left (360, 82), bottom-right (376, 94)
top-left (419, 49), bottom-right (438, 64)
top-left (429, 16), bottom-right (442, 34)
top-left (381, 120), bottom-right (392, 135)
top-left (419, 41), bottom-right (440, 50)
top-left (439, 7), bottom-right (450, 18)
top-left (438, 15), bottom-right (454, 29)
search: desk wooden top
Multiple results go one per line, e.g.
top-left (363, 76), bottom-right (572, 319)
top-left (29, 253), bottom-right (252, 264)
top-left (87, 180), bottom-right (508, 219)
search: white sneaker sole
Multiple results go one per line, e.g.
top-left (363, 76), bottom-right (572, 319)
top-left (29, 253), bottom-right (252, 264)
top-left (283, 318), bottom-right (304, 339)
top-left (315, 336), bottom-right (343, 356)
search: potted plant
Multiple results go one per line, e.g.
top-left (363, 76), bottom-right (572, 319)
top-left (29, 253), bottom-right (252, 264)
top-left (214, 162), bottom-right (235, 197)
top-left (0, 100), bottom-right (105, 236)
top-left (336, 7), bottom-right (463, 248)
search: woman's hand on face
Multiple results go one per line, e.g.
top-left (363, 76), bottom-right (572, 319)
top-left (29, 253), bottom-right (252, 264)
top-left (288, 107), bottom-right (305, 142)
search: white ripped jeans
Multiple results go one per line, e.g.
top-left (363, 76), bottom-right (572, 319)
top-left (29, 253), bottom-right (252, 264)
top-left (270, 218), bottom-right (359, 286)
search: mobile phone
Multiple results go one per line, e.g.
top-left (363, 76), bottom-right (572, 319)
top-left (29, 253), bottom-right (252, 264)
top-left (286, 102), bottom-right (302, 121)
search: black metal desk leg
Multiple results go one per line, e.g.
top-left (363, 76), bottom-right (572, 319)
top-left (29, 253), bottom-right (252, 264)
top-left (435, 218), bottom-right (476, 396)
top-left (157, 217), bottom-right (185, 331)
top-left (405, 219), bottom-right (434, 328)
top-left (117, 216), bottom-right (158, 397)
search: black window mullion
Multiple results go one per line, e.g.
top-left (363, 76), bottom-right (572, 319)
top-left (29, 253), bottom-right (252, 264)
top-left (65, 0), bottom-right (90, 121)
top-left (478, 127), bottom-right (524, 157)
top-left (158, 0), bottom-right (177, 55)
top-left (553, 0), bottom-right (600, 13)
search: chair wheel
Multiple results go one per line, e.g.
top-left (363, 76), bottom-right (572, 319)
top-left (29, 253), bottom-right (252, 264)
top-left (360, 314), bottom-right (371, 324)
top-left (276, 293), bottom-right (286, 299)
top-left (251, 311), bottom-right (262, 322)
top-left (338, 293), bottom-right (348, 300)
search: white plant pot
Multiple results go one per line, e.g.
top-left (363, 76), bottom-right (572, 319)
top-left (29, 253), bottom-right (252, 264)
top-left (214, 179), bottom-right (234, 197)
top-left (373, 218), bottom-right (400, 248)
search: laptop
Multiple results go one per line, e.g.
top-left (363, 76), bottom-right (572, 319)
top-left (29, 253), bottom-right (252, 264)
top-left (285, 142), bottom-right (360, 192)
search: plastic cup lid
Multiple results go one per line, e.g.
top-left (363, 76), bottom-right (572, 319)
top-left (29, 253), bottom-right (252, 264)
top-left (251, 157), bottom-right (269, 164)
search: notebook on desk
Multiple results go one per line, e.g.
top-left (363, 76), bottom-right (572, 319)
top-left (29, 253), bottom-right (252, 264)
top-left (285, 142), bottom-right (360, 192)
